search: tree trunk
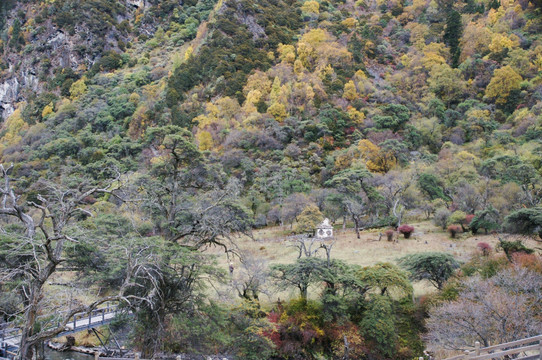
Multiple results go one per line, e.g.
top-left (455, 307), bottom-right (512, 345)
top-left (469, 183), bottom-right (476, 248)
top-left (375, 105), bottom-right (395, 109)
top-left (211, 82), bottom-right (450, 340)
top-left (343, 335), bottom-right (349, 360)
top-left (19, 262), bottom-right (58, 359)
top-left (18, 285), bottom-right (41, 360)
top-left (300, 286), bottom-right (308, 302)
top-left (352, 216), bottom-right (360, 239)
top-left (393, 199), bottom-right (403, 228)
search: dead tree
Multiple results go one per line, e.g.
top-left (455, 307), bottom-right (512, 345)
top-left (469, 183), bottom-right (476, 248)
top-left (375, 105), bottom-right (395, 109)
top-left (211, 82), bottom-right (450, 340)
top-left (319, 241), bottom-right (336, 266)
top-left (0, 164), bottom-right (157, 359)
top-left (290, 236), bottom-right (321, 258)
top-left (232, 253), bottom-right (270, 304)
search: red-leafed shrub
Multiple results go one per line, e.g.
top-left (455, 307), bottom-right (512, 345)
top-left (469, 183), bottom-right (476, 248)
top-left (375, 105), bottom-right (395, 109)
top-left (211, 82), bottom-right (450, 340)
top-left (465, 214), bottom-right (475, 225)
top-left (385, 229), bottom-right (394, 241)
top-left (329, 323), bottom-right (368, 359)
top-left (262, 311), bottom-right (282, 348)
top-left (82, 195), bottom-right (97, 204)
top-left (398, 224), bottom-right (415, 239)
top-left (476, 242), bottom-right (492, 256)
top-left (511, 253), bottom-right (542, 273)
top-left (448, 225), bottom-right (462, 238)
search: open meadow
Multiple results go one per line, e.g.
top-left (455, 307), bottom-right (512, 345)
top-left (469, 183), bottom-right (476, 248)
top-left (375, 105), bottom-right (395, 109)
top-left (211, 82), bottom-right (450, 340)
top-left (208, 221), bottom-right (541, 300)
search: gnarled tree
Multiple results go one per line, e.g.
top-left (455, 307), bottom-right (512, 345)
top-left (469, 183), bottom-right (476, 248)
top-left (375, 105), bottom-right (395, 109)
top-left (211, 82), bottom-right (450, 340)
top-left (0, 164), bottom-right (157, 359)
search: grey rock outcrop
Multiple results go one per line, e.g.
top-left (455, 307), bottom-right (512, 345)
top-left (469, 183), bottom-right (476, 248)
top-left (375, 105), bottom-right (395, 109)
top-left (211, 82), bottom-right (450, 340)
top-left (0, 71), bottom-right (38, 120)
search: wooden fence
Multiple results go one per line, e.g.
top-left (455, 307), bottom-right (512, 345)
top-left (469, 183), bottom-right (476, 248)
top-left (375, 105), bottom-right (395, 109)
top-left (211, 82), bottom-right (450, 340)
top-left (442, 335), bottom-right (542, 360)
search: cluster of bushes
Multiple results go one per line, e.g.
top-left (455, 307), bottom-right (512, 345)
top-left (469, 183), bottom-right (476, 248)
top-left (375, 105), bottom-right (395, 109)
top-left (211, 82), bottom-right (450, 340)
top-left (167, 0), bottom-right (302, 106)
top-left (424, 243), bottom-right (542, 356)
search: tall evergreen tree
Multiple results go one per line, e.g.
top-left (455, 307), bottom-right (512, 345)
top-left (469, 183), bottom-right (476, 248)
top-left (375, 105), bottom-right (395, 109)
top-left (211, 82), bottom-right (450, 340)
top-left (444, 9), bottom-right (462, 68)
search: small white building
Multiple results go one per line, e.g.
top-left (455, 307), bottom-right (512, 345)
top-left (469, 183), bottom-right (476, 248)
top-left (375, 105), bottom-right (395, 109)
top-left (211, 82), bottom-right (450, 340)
top-left (316, 218), bottom-right (333, 239)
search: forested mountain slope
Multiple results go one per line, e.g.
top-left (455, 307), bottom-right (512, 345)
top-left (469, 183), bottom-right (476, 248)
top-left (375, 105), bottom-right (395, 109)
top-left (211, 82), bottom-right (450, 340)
top-left (1, 0), bottom-right (542, 358)
top-left (1, 0), bottom-right (541, 226)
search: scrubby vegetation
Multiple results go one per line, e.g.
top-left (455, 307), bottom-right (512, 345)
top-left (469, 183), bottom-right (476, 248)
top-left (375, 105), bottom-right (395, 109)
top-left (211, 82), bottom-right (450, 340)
top-left (1, 0), bottom-right (542, 357)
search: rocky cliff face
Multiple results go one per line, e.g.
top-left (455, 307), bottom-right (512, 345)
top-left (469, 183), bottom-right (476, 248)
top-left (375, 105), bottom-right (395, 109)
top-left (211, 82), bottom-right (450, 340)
top-left (0, 0), bottom-right (150, 121)
top-left (0, 71), bottom-right (39, 120)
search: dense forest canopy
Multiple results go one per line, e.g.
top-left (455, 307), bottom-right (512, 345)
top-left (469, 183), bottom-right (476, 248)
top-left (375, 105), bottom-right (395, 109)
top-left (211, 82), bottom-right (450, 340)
top-left (0, 0), bottom-right (542, 358)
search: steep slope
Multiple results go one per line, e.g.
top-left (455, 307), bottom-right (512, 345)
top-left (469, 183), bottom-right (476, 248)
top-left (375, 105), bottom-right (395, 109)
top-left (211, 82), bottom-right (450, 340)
top-left (0, 0), bottom-right (541, 233)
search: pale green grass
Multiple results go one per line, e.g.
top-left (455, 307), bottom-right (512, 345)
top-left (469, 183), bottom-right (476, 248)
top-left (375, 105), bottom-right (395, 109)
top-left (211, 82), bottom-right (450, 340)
top-left (207, 221), bottom-right (541, 302)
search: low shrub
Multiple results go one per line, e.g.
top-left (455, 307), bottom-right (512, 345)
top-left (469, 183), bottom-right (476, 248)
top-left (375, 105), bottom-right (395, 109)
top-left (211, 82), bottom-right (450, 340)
top-left (476, 242), bottom-right (492, 256)
top-left (398, 224), bottom-right (414, 239)
top-left (497, 239), bottom-right (534, 261)
top-left (385, 229), bottom-right (394, 241)
top-left (447, 225), bottom-right (462, 238)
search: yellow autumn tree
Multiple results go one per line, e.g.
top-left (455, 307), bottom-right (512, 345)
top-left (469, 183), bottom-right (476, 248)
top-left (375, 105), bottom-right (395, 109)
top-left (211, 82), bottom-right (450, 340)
top-left (354, 70), bottom-right (367, 81)
top-left (297, 42), bottom-right (317, 69)
top-left (128, 104), bottom-right (149, 139)
top-left (277, 44), bottom-right (296, 64)
top-left (341, 17), bottom-right (357, 28)
top-left (300, 28), bottom-right (329, 46)
top-left (347, 107), bottom-right (365, 125)
top-left (535, 54), bottom-right (542, 72)
top-left (406, 22), bottom-right (429, 50)
top-left (42, 102), bottom-right (54, 118)
top-left (422, 42), bottom-right (448, 69)
top-left (267, 102), bottom-right (288, 122)
top-left (488, 33), bottom-right (519, 55)
top-left (485, 66), bottom-right (522, 105)
top-left (129, 92), bottom-right (140, 104)
top-left (294, 204), bottom-right (324, 234)
top-left (0, 108), bottom-right (28, 154)
top-left (357, 139), bottom-right (396, 173)
top-left (243, 89), bottom-right (262, 113)
top-left (460, 22), bottom-right (492, 62)
top-left (269, 76), bottom-right (282, 103)
top-left (343, 81), bottom-right (358, 101)
top-left (294, 59), bottom-right (305, 75)
top-left (184, 45), bottom-right (194, 61)
top-left (296, 29), bottom-right (352, 71)
top-left (216, 96), bottom-right (241, 127)
top-left (301, 0), bottom-right (320, 14)
top-left (244, 71), bottom-right (272, 101)
top-left (196, 131), bottom-right (214, 151)
top-left (69, 76), bottom-right (88, 99)
top-left (194, 102), bottom-right (219, 129)
top-left (488, 7), bottom-right (505, 25)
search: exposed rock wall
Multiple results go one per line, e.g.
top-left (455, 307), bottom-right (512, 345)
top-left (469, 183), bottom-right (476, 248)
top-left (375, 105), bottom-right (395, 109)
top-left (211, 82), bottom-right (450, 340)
top-left (0, 0), bottom-right (145, 121)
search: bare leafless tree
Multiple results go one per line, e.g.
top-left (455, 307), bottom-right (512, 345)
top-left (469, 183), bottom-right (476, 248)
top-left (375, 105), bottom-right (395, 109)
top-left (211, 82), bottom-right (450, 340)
top-left (290, 236), bottom-right (321, 259)
top-left (288, 236), bottom-right (335, 265)
top-left (373, 170), bottom-right (413, 227)
top-left (231, 252), bottom-right (270, 303)
top-left (0, 164), bottom-right (158, 359)
top-left (425, 266), bottom-right (542, 353)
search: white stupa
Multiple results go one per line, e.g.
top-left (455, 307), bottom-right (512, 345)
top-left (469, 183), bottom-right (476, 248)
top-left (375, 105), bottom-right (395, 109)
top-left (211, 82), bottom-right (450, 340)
top-left (316, 218), bottom-right (333, 239)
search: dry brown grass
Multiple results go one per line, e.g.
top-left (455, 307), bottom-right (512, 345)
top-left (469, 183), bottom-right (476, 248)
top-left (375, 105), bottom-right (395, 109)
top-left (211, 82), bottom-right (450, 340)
top-left (55, 328), bottom-right (107, 347)
top-left (207, 221), bottom-right (541, 298)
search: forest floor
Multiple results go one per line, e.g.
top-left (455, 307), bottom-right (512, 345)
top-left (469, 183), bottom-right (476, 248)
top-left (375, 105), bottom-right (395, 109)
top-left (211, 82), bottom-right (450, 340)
top-left (208, 220), bottom-right (542, 301)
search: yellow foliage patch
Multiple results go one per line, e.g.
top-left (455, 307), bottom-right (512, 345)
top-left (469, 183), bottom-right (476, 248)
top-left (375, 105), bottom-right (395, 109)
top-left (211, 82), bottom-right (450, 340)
top-left (196, 131), bottom-right (214, 151)
top-left (41, 103), bottom-right (54, 118)
top-left (267, 102), bottom-right (288, 122)
top-left (341, 17), bottom-right (357, 28)
top-left (358, 139), bottom-right (397, 173)
top-left (69, 76), bottom-right (88, 100)
top-left (301, 0), bottom-right (320, 14)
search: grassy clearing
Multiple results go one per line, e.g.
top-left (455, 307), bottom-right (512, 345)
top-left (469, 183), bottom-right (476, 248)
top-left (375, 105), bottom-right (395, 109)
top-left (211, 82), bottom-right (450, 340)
top-left (207, 221), bottom-right (541, 300)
